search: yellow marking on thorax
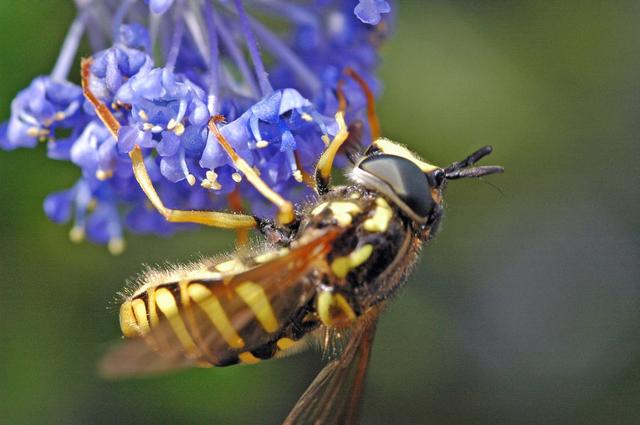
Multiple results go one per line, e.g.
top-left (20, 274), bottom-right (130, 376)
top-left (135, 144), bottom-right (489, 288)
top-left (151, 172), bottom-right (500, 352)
top-left (330, 244), bottom-right (374, 279)
top-left (364, 197), bottom-right (393, 233)
top-left (188, 283), bottom-right (245, 349)
top-left (313, 201), bottom-right (362, 227)
top-left (119, 301), bottom-right (139, 337)
top-left (239, 351), bottom-right (261, 364)
top-left (131, 298), bottom-right (150, 334)
top-left (155, 288), bottom-right (199, 355)
top-left (215, 258), bottom-right (244, 273)
top-left (317, 291), bottom-right (357, 327)
top-left (235, 281), bottom-right (279, 333)
top-left (277, 337), bottom-right (296, 351)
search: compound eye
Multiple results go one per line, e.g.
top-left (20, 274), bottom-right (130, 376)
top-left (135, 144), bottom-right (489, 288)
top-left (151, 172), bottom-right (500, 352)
top-left (358, 154), bottom-right (434, 218)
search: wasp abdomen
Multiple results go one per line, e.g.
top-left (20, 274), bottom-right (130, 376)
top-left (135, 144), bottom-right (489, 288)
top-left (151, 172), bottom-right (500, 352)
top-left (119, 273), bottom-right (297, 367)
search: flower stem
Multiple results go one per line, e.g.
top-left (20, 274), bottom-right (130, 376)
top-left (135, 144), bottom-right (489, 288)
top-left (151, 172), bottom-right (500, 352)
top-left (249, 16), bottom-right (321, 95)
top-left (233, 0), bottom-right (273, 96)
top-left (213, 6), bottom-right (260, 98)
top-left (51, 8), bottom-right (89, 82)
top-left (204, 0), bottom-right (220, 111)
top-left (165, 0), bottom-right (186, 71)
top-left (112, 0), bottom-right (135, 43)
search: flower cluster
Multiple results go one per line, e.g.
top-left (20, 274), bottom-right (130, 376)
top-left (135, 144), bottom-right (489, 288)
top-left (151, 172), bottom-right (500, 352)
top-left (1, 0), bottom-right (392, 253)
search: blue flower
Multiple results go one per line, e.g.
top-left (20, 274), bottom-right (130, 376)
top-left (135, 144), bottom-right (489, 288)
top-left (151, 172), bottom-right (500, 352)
top-left (354, 0), bottom-right (392, 25)
top-left (1, 0), bottom-right (393, 251)
top-left (146, 0), bottom-right (174, 15)
top-left (3, 77), bottom-right (85, 150)
top-left (89, 25), bottom-right (153, 104)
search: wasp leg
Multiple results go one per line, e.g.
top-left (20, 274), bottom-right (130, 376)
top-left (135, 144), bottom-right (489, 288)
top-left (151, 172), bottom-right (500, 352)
top-left (314, 111), bottom-right (349, 195)
top-left (208, 116), bottom-right (295, 226)
top-left (81, 58), bottom-right (257, 230)
top-left (345, 67), bottom-right (381, 141)
top-left (228, 189), bottom-right (250, 247)
top-left (314, 73), bottom-right (370, 195)
top-left (293, 151), bottom-right (316, 189)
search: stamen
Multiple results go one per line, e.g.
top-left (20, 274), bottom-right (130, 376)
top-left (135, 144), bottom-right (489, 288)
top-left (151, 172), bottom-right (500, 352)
top-left (96, 169), bottom-right (113, 180)
top-left (173, 122), bottom-right (185, 136)
top-left (201, 169), bottom-right (222, 190)
top-left (256, 140), bottom-right (269, 148)
top-left (72, 181), bottom-right (91, 243)
top-left (232, 172), bottom-right (243, 183)
top-left (69, 225), bottom-right (85, 243)
top-left (285, 149), bottom-right (301, 182)
top-left (175, 99), bottom-right (188, 123)
top-left (27, 127), bottom-right (41, 138)
top-left (249, 115), bottom-right (264, 145)
top-left (137, 110), bottom-right (148, 122)
top-left (178, 148), bottom-right (193, 184)
top-left (108, 238), bottom-right (126, 255)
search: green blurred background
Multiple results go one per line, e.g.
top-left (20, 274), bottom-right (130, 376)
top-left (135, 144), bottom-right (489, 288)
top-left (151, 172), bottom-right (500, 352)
top-left (1, 1), bottom-right (639, 424)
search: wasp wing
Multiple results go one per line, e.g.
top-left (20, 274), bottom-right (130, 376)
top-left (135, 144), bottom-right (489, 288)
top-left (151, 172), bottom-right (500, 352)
top-left (100, 228), bottom-right (340, 379)
top-left (282, 304), bottom-right (383, 425)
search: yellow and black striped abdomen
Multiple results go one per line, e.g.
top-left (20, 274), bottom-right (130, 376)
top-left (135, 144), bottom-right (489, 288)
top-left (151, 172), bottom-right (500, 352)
top-left (114, 229), bottom-right (339, 371)
top-left (120, 275), bottom-right (283, 366)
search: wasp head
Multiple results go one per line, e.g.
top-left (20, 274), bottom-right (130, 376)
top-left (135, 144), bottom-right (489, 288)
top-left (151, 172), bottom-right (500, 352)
top-left (351, 139), bottom-right (503, 225)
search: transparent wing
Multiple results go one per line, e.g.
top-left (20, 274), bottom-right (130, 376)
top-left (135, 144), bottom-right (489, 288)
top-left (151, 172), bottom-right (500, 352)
top-left (100, 228), bottom-right (340, 379)
top-left (282, 304), bottom-right (383, 425)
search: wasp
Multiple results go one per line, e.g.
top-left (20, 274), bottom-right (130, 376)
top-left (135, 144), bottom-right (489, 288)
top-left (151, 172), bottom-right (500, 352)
top-left (81, 58), bottom-right (503, 424)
